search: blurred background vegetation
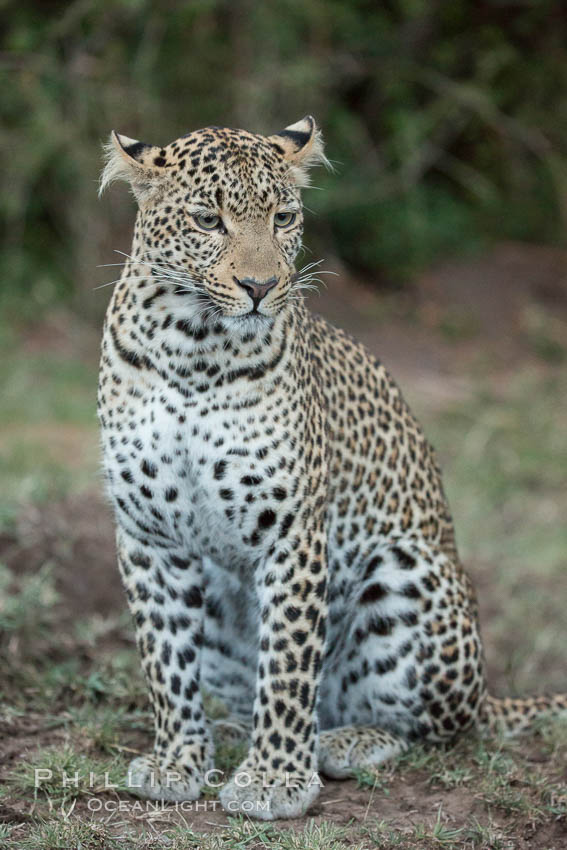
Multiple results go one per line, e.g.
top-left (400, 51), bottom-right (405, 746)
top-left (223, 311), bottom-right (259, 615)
top-left (2, 0), bottom-right (567, 317)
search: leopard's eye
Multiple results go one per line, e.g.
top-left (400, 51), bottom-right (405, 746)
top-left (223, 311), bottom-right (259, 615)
top-left (194, 213), bottom-right (222, 231)
top-left (274, 211), bottom-right (296, 229)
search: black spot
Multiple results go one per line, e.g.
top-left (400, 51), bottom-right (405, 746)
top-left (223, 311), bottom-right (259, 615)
top-left (258, 509), bottom-right (276, 529)
top-left (183, 586), bottom-right (203, 608)
top-left (360, 583), bottom-right (388, 604)
top-left (430, 700), bottom-right (444, 718)
top-left (141, 459), bottom-right (158, 479)
top-left (268, 731), bottom-right (282, 749)
top-left (284, 605), bottom-right (301, 622)
top-left (242, 475), bottom-right (263, 486)
top-left (291, 630), bottom-right (308, 646)
top-left (374, 656), bottom-right (397, 674)
top-left (130, 551), bottom-right (151, 569)
top-left (405, 667), bottom-right (418, 689)
top-left (279, 513), bottom-right (294, 537)
top-left (401, 582), bottom-right (421, 599)
top-left (143, 286), bottom-right (167, 309)
top-left (362, 555), bottom-right (383, 579)
top-left (213, 460), bottom-right (227, 480)
top-left (392, 546), bottom-right (417, 570)
top-left (400, 611), bottom-right (418, 627)
top-left (299, 681), bottom-right (310, 709)
top-left (369, 616), bottom-right (396, 636)
top-left (150, 611), bottom-right (164, 630)
top-left (110, 324), bottom-right (143, 369)
top-left (170, 555), bottom-right (191, 569)
top-left (176, 319), bottom-right (209, 341)
top-left (193, 326), bottom-right (208, 341)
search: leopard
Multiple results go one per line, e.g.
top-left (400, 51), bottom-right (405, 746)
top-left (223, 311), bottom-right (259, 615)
top-left (97, 116), bottom-right (566, 820)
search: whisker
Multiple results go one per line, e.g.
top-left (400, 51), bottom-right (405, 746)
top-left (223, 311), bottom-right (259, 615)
top-left (291, 286), bottom-right (320, 295)
top-left (93, 274), bottom-right (157, 291)
top-left (111, 249), bottom-right (206, 281)
top-left (93, 278), bottom-right (124, 291)
top-left (296, 259), bottom-right (325, 274)
top-left (297, 270), bottom-right (338, 279)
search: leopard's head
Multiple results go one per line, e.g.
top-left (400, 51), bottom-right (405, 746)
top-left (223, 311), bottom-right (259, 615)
top-left (100, 118), bottom-right (328, 329)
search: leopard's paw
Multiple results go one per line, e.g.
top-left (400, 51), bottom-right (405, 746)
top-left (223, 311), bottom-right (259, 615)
top-left (318, 726), bottom-right (408, 779)
top-left (219, 761), bottom-right (321, 820)
top-left (126, 752), bottom-right (208, 802)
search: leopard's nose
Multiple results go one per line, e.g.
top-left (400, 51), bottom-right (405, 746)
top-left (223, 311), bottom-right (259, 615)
top-left (234, 276), bottom-right (278, 310)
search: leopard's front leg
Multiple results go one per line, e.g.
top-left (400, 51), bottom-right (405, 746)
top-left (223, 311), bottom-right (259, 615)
top-left (116, 527), bottom-right (214, 801)
top-left (219, 520), bottom-right (328, 820)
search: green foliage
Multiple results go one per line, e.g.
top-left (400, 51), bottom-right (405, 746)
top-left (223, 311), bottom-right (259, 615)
top-left (1, 0), bottom-right (567, 312)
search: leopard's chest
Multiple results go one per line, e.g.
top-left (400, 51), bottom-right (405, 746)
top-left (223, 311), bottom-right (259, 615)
top-left (101, 373), bottom-right (298, 562)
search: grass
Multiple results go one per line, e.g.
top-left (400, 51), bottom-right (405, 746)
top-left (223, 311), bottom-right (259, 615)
top-left (426, 369), bottom-right (567, 569)
top-left (422, 368), bottom-right (567, 696)
top-left (9, 744), bottom-right (129, 803)
top-left (353, 767), bottom-right (391, 795)
top-left (0, 817), bottom-right (369, 850)
top-left (0, 561), bottom-right (59, 635)
top-left (0, 316), bottom-right (99, 527)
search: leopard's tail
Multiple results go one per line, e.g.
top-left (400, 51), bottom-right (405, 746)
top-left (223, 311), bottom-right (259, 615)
top-left (478, 693), bottom-right (567, 737)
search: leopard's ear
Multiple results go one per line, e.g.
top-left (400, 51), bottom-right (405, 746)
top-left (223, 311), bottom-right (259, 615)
top-left (268, 116), bottom-right (330, 187)
top-left (99, 131), bottom-right (168, 203)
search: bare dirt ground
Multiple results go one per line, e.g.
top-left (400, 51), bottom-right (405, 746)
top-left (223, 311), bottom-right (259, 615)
top-left (1, 243), bottom-right (566, 848)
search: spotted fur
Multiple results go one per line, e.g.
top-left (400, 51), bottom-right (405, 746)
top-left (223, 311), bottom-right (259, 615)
top-left (97, 116), bottom-right (567, 820)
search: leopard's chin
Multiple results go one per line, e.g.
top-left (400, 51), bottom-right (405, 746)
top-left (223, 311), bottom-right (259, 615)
top-left (220, 313), bottom-right (275, 333)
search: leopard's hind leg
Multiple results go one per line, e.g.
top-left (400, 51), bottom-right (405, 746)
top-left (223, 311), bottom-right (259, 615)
top-left (318, 540), bottom-right (487, 780)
